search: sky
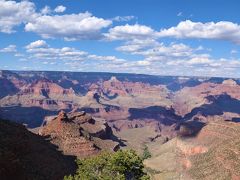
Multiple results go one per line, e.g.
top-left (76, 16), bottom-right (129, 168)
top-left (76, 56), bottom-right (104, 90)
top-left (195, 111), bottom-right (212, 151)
top-left (0, 0), bottom-right (240, 77)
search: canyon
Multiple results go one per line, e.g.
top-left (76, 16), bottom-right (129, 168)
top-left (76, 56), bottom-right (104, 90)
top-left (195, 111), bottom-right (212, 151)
top-left (1, 70), bottom-right (240, 179)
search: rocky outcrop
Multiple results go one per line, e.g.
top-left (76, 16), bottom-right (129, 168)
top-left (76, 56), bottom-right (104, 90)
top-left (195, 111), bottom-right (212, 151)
top-left (222, 79), bottom-right (237, 86)
top-left (0, 119), bottom-right (76, 180)
top-left (39, 111), bottom-right (120, 158)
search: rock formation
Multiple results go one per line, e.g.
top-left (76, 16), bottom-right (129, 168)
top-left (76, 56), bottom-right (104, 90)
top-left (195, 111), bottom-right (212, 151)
top-left (21, 79), bottom-right (75, 97)
top-left (39, 111), bottom-right (120, 158)
top-left (0, 119), bottom-right (76, 180)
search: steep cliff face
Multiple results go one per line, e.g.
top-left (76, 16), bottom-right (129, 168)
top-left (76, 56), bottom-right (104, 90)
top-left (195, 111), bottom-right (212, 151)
top-left (0, 78), bottom-right (78, 111)
top-left (21, 79), bottom-right (75, 97)
top-left (39, 111), bottom-right (120, 158)
top-left (0, 119), bottom-right (76, 180)
top-left (0, 78), bottom-right (19, 98)
top-left (0, 71), bottom-right (27, 99)
top-left (0, 70), bottom-right (26, 89)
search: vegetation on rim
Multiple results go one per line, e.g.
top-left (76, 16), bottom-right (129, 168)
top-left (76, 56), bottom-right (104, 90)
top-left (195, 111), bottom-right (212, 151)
top-left (64, 149), bottom-right (150, 180)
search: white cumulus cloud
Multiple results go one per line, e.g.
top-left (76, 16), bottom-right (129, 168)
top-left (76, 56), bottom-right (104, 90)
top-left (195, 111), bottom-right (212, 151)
top-left (40, 6), bottom-right (51, 15)
top-left (0, 0), bottom-right (37, 33)
top-left (26, 40), bottom-right (88, 60)
top-left (25, 12), bottom-right (112, 40)
top-left (105, 24), bottom-right (158, 41)
top-left (0, 1), bottom-right (111, 41)
top-left (54, 5), bottom-right (66, 13)
top-left (25, 40), bottom-right (48, 49)
top-left (158, 20), bottom-right (240, 44)
top-left (25, 40), bottom-right (126, 63)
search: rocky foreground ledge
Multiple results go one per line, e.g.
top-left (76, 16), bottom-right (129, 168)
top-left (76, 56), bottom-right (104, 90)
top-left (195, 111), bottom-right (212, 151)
top-left (0, 119), bottom-right (76, 179)
top-left (39, 111), bottom-right (121, 158)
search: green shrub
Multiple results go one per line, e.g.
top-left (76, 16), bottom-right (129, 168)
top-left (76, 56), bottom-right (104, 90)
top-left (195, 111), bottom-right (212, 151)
top-left (142, 145), bottom-right (152, 160)
top-left (64, 149), bottom-right (150, 180)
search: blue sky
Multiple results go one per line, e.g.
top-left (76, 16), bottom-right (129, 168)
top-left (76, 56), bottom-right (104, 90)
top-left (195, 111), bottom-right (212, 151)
top-left (0, 0), bottom-right (240, 77)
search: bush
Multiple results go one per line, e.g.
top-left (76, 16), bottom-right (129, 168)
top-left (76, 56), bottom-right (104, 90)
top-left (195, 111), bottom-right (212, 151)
top-left (64, 150), bottom-right (150, 180)
top-left (142, 145), bottom-right (152, 160)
